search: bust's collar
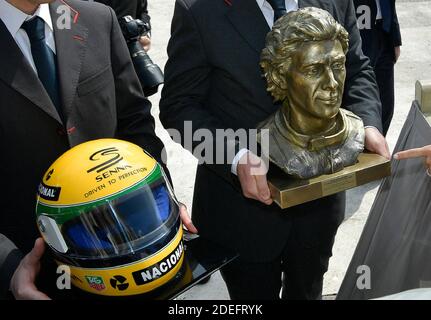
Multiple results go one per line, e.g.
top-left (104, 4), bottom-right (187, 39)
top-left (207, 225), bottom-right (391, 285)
top-left (275, 108), bottom-right (348, 151)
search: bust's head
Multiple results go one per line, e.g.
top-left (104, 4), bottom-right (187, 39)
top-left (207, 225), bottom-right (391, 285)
top-left (261, 8), bottom-right (349, 126)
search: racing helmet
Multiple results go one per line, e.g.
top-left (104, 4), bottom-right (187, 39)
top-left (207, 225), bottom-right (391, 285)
top-left (35, 139), bottom-right (184, 296)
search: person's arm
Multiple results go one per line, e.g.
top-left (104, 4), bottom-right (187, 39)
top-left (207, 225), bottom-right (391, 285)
top-left (160, 0), bottom-right (241, 187)
top-left (97, 0), bottom-right (137, 19)
top-left (343, 0), bottom-right (383, 131)
top-left (343, 0), bottom-right (390, 158)
top-left (137, 0), bottom-right (152, 51)
top-left (137, 0), bottom-right (149, 20)
top-left (392, 0), bottom-right (402, 62)
top-left (0, 234), bottom-right (23, 299)
top-left (96, 1), bottom-right (152, 51)
top-left (141, 0), bottom-right (148, 15)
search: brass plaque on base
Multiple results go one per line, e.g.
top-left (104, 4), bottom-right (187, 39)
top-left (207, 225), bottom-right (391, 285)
top-left (268, 153), bottom-right (391, 209)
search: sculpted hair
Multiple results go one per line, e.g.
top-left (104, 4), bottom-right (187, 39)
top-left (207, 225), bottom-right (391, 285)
top-left (261, 7), bottom-right (349, 101)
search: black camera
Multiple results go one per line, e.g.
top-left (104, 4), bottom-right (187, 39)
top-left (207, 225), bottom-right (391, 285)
top-left (118, 16), bottom-right (164, 97)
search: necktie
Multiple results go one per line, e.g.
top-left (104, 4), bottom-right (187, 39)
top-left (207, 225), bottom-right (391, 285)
top-left (267, 0), bottom-right (287, 22)
top-left (379, 0), bottom-right (392, 33)
top-left (22, 17), bottom-right (63, 121)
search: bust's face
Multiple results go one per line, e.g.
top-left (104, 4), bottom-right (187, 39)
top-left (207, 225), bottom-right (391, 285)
top-left (284, 39), bottom-right (346, 121)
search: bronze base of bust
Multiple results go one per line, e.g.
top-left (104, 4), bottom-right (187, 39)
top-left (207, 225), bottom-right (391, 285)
top-left (268, 152), bottom-right (391, 209)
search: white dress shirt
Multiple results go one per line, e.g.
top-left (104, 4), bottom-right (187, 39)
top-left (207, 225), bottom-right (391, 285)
top-left (231, 0), bottom-right (299, 175)
top-left (256, 0), bottom-right (299, 29)
top-left (0, 0), bottom-right (56, 75)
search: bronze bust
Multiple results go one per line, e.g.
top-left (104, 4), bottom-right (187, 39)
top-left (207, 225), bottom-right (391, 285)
top-left (258, 7), bottom-right (365, 179)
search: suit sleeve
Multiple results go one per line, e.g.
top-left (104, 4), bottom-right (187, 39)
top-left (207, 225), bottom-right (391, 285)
top-left (97, 0), bottom-right (138, 19)
top-left (138, 0), bottom-right (151, 28)
top-left (107, 7), bottom-right (170, 180)
top-left (392, 0), bottom-right (402, 47)
top-left (141, 0), bottom-right (148, 15)
top-left (343, 0), bottom-right (383, 132)
top-left (159, 0), bottom-right (239, 186)
top-left (0, 234), bottom-right (23, 299)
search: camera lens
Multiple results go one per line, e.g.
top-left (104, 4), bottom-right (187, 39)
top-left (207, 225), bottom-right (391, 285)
top-left (119, 16), bottom-right (164, 97)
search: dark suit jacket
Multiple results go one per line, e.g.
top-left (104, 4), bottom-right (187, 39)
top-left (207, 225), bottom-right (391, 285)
top-left (0, 234), bottom-right (22, 299)
top-left (0, 0), bottom-right (165, 255)
top-left (160, 0), bottom-right (382, 262)
top-left (354, 0), bottom-right (402, 48)
top-left (96, 0), bottom-right (149, 20)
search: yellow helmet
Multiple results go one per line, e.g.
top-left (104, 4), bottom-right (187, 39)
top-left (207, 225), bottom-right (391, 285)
top-left (36, 139), bottom-right (184, 296)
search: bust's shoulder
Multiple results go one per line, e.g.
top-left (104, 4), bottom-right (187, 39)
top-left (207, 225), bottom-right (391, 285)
top-left (339, 109), bottom-right (365, 155)
top-left (340, 108), bottom-right (363, 123)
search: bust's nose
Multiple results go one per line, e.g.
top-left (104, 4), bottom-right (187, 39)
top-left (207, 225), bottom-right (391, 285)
top-left (322, 67), bottom-right (339, 91)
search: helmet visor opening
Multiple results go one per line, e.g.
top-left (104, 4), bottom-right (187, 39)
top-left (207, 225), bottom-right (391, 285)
top-left (57, 178), bottom-right (178, 258)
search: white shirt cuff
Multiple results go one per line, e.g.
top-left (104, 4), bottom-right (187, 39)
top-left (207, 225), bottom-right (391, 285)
top-left (231, 148), bottom-right (249, 176)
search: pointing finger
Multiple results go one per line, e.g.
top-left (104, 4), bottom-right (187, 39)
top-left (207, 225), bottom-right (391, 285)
top-left (394, 147), bottom-right (428, 160)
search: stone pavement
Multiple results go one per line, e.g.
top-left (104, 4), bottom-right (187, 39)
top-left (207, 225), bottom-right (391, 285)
top-left (145, 0), bottom-right (431, 299)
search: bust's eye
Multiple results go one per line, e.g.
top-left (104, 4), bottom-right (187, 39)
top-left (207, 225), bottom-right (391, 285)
top-left (332, 62), bottom-right (345, 70)
top-left (306, 66), bottom-right (320, 77)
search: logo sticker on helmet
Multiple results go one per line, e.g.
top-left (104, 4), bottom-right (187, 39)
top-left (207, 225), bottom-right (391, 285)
top-left (87, 147), bottom-right (124, 174)
top-left (38, 181), bottom-right (61, 201)
top-left (132, 241), bottom-right (184, 286)
top-left (85, 276), bottom-right (106, 291)
top-left (46, 169), bottom-right (54, 181)
top-left (110, 275), bottom-right (130, 291)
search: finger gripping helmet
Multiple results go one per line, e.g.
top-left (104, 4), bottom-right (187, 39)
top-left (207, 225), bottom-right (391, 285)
top-left (36, 139), bottom-right (183, 296)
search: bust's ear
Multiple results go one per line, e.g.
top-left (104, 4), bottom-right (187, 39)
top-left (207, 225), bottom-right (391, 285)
top-left (265, 65), bottom-right (288, 102)
top-left (269, 68), bottom-right (288, 91)
top-left (261, 59), bottom-right (288, 101)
